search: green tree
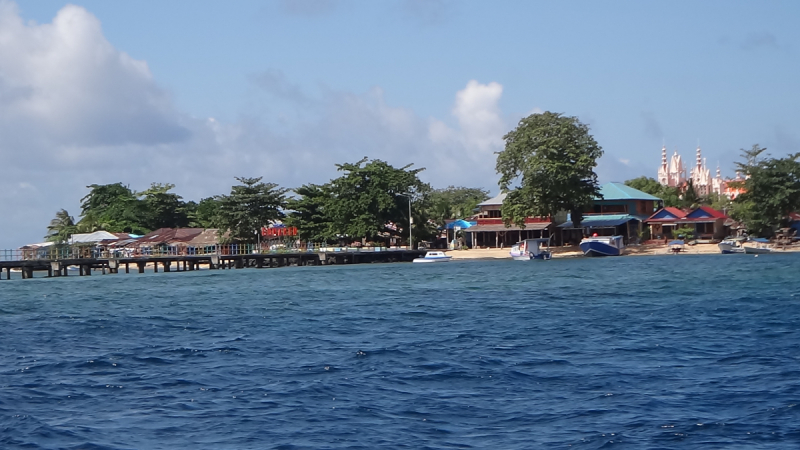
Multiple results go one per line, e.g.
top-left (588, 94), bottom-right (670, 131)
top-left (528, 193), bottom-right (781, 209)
top-left (217, 177), bottom-right (288, 243)
top-left (496, 112), bottom-right (603, 228)
top-left (702, 192), bottom-right (732, 212)
top-left (730, 144), bottom-right (800, 236)
top-left (188, 197), bottom-right (222, 229)
top-left (682, 180), bottom-right (699, 208)
top-left (624, 176), bottom-right (663, 195)
top-left (286, 183), bottom-right (337, 242)
top-left (327, 158), bottom-right (432, 245)
top-left (673, 225), bottom-right (695, 240)
top-left (287, 158), bottom-right (435, 246)
top-left (45, 209), bottom-right (77, 243)
top-left (140, 183), bottom-right (191, 230)
top-left (426, 186), bottom-right (489, 226)
top-left (623, 176), bottom-right (681, 208)
top-left (78, 183), bottom-right (148, 234)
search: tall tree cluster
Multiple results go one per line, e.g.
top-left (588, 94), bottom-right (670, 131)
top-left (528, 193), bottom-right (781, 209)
top-left (44, 179), bottom-right (284, 244)
top-left (730, 145), bottom-right (800, 236)
top-left (286, 158), bottom-right (436, 246)
top-left (496, 112), bottom-right (603, 228)
top-left (426, 186), bottom-right (490, 227)
top-left (45, 160), bottom-right (486, 246)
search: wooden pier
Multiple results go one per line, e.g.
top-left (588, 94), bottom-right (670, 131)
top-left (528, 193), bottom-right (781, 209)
top-left (0, 250), bottom-right (427, 280)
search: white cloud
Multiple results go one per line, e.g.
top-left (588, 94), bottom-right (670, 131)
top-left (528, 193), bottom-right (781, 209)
top-left (0, 2), bottom-right (188, 150)
top-left (0, 0), bottom-right (514, 248)
top-left (429, 80), bottom-right (506, 160)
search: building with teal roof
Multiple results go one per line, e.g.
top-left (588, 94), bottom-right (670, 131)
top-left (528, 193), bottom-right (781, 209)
top-left (558, 182), bottom-right (663, 244)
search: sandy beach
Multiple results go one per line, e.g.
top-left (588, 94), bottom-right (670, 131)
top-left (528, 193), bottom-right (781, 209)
top-left (445, 243), bottom-right (800, 260)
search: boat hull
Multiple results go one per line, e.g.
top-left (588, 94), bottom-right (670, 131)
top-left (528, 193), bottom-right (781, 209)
top-left (510, 252), bottom-right (552, 261)
top-left (412, 257), bottom-right (451, 263)
top-left (720, 248), bottom-right (744, 254)
top-left (718, 243), bottom-right (744, 254)
top-left (579, 241), bottom-right (622, 257)
top-left (743, 246), bottom-right (771, 254)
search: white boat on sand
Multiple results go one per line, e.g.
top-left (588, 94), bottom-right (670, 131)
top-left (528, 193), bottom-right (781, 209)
top-left (718, 238), bottom-right (745, 254)
top-left (509, 238), bottom-right (552, 261)
top-left (743, 238), bottom-right (772, 254)
top-left (413, 251), bottom-right (452, 263)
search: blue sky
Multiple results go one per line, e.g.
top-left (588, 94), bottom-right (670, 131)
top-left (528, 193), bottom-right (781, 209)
top-left (1, 0), bottom-right (799, 248)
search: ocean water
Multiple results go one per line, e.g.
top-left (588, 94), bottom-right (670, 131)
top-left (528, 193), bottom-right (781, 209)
top-left (1, 254), bottom-right (800, 449)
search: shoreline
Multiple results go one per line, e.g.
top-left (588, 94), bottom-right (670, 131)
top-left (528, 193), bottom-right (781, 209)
top-left (445, 243), bottom-right (800, 260)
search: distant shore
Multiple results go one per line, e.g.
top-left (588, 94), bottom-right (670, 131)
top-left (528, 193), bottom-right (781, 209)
top-left (445, 243), bottom-right (800, 260)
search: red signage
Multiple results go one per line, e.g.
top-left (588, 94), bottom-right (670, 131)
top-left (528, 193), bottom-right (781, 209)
top-left (261, 226), bottom-right (297, 237)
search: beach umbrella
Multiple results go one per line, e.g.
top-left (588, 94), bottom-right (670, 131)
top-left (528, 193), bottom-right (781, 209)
top-left (446, 219), bottom-right (475, 229)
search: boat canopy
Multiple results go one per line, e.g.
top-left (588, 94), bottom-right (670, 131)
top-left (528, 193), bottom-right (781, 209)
top-left (558, 214), bottom-right (637, 228)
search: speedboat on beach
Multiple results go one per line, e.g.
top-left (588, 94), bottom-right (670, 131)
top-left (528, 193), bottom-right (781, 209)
top-left (412, 251), bottom-right (452, 263)
top-left (579, 235), bottom-right (625, 257)
top-left (718, 238), bottom-right (745, 254)
top-left (743, 238), bottom-right (772, 254)
top-left (509, 238), bottom-right (552, 261)
top-left (668, 240), bottom-right (686, 254)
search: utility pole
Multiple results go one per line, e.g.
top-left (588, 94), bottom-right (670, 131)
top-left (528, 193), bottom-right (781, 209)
top-left (408, 196), bottom-right (413, 250)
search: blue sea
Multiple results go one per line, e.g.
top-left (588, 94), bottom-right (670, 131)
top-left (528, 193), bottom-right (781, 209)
top-left (2, 254), bottom-right (800, 449)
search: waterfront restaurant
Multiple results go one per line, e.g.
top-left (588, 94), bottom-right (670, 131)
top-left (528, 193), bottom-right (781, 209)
top-left (466, 193), bottom-right (554, 248)
top-left (558, 182), bottom-right (662, 245)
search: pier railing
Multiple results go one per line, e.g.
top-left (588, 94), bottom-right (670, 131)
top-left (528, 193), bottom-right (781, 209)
top-left (1, 244), bottom-right (412, 262)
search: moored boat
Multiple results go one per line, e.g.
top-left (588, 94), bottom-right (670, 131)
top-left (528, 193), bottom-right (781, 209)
top-left (509, 238), bottom-right (552, 261)
top-left (668, 240), bottom-right (685, 254)
top-left (718, 238), bottom-right (745, 254)
top-left (742, 237), bottom-right (772, 254)
top-left (579, 235), bottom-right (625, 257)
top-left (412, 251), bottom-right (452, 263)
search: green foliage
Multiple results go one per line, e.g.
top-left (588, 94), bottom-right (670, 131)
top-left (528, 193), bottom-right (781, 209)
top-left (672, 226), bottom-right (695, 240)
top-left (189, 197), bottom-right (222, 228)
top-left (682, 180), bottom-right (699, 208)
top-left (730, 144), bottom-right (800, 237)
top-left (140, 183), bottom-right (191, 230)
top-left (287, 158), bottom-right (435, 245)
top-left (286, 183), bottom-right (336, 242)
top-left (496, 112), bottom-right (603, 228)
top-left (703, 192), bottom-right (732, 212)
top-left (217, 177), bottom-right (289, 243)
top-left (76, 182), bottom-right (195, 235)
top-left (327, 158), bottom-right (424, 243)
top-left (426, 186), bottom-right (490, 226)
top-left (624, 176), bottom-right (681, 207)
top-left (78, 183), bottom-right (149, 234)
top-left (45, 209), bottom-right (77, 243)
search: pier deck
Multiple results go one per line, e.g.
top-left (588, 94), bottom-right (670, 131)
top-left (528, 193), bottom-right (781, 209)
top-left (0, 249), bottom-right (427, 280)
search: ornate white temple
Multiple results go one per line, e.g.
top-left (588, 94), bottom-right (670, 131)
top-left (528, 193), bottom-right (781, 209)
top-left (657, 146), bottom-right (687, 188)
top-left (657, 145), bottom-right (743, 199)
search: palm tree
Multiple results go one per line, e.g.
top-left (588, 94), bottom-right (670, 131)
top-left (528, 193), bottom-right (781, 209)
top-left (45, 209), bottom-right (77, 243)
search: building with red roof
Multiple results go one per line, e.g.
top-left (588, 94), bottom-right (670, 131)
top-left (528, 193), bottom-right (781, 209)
top-left (645, 206), bottom-right (729, 241)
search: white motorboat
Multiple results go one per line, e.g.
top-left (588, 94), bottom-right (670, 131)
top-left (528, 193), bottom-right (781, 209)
top-left (743, 238), bottom-right (772, 254)
top-left (509, 238), bottom-right (552, 260)
top-left (579, 235), bottom-right (625, 257)
top-left (412, 251), bottom-right (452, 263)
top-left (718, 238), bottom-right (745, 254)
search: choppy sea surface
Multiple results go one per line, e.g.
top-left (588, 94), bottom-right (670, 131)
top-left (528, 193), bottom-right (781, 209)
top-left (2, 254), bottom-right (800, 449)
